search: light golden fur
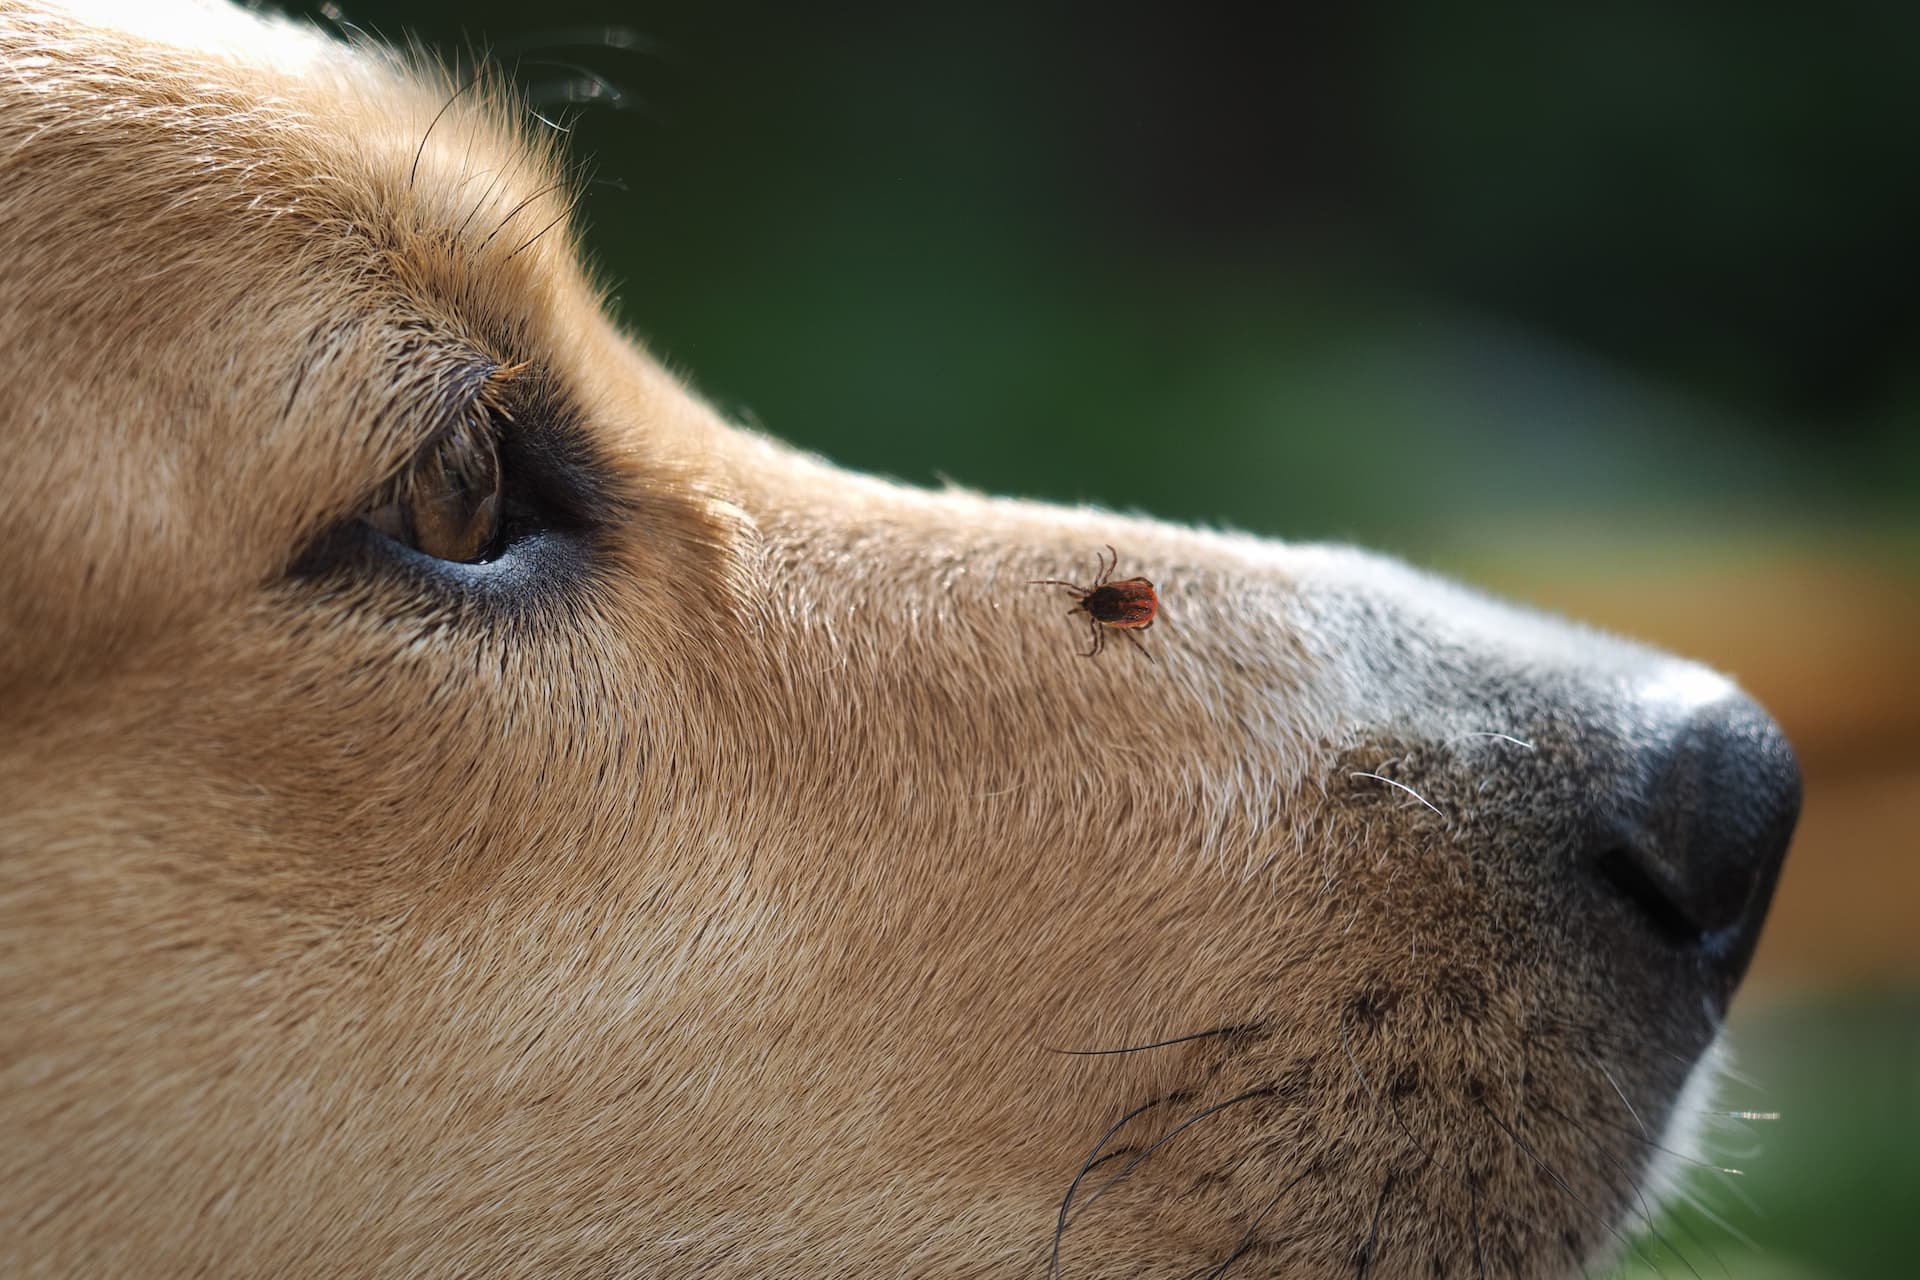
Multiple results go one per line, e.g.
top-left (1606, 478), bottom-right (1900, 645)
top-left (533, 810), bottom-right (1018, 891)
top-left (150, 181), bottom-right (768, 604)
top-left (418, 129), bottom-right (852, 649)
top-left (1, 3), bottom-right (1774, 1276)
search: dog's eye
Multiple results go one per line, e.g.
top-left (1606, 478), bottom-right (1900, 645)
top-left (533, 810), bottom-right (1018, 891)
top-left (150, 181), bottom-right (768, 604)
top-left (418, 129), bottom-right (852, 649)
top-left (362, 422), bottom-right (503, 563)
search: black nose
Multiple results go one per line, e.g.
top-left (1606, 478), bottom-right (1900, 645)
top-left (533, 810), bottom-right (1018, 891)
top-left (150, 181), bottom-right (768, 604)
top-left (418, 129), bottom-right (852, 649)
top-left (1592, 690), bottom-right (1801, 991)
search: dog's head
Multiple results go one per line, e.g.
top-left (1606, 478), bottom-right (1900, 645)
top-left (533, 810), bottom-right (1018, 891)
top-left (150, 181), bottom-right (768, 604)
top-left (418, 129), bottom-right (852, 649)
top-left (0, 3), bottom-right (1799, 1276)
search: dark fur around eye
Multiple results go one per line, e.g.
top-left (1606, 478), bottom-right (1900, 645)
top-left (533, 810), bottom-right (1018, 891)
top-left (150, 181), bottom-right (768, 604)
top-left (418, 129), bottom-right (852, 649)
top-left (290, 366), bottom-right (621, 610)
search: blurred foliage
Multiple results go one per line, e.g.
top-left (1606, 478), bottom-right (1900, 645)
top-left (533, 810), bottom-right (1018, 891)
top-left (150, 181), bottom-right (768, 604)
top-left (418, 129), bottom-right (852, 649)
top-left (291, 3), bottom-right (1915, 1276)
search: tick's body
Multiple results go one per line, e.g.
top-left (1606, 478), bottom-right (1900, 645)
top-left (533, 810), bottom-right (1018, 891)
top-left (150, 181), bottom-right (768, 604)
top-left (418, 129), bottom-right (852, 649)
top-left (1031, 545), bottom-right (1158, 660)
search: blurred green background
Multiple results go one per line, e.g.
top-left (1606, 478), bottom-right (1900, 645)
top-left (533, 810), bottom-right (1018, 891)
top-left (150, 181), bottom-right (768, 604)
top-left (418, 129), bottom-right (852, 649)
top-left (297, 2), bottom-right (1916, 1274)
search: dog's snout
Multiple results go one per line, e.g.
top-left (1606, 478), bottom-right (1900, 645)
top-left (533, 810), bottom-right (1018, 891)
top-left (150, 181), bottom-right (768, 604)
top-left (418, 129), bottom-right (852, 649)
top-left (1594, 687), bottom-right (1801, 987)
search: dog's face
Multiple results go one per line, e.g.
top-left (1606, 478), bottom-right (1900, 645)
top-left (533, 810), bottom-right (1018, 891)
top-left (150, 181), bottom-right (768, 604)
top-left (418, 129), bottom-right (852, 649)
top-left (0, 3), bottom-right (1801, 1277)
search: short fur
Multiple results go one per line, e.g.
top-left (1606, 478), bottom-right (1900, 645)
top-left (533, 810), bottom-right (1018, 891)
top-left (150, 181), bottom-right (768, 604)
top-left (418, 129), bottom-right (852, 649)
top-left (0, 2), bottom-right (1774, 1276)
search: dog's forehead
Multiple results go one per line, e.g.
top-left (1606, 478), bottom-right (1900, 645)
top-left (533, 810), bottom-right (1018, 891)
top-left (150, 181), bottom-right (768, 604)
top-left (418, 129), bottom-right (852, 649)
top-left (7, 0), bottom-right (579, 301)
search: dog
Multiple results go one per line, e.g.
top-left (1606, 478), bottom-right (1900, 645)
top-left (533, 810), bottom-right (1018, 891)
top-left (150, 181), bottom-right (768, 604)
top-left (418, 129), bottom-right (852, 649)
top-left (0, 2), bottom-right (1801, 1276)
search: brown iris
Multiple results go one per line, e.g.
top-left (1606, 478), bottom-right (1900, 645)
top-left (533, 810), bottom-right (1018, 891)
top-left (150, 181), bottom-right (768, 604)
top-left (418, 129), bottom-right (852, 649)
top-left (362, 421), bottom-right (503, 563)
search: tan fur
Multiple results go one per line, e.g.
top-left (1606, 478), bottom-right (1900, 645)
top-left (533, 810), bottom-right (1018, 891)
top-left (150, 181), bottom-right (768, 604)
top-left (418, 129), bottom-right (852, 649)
top-left (0, 3), bottom-right (1782, 1276)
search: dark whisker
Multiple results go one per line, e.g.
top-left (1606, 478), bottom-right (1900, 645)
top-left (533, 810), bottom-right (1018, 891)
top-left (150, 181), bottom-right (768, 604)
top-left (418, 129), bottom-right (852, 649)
top-left (1536, 1094), bottom-right (1717, 1280)
top-left (1045, 1024), bottom-right (1254, 1057)
top-left (1596, 1059), bottom-right (1649, 1140)
top-left (1338, 1009), bottom-right (1455, 1175)
top-left (456, 169), bottom-right (513, 241)
top-left (1049, 1094), bottom-right (1173, 1280)
top-left (507, 185), bottom-right (591, 260)
top-left (1199, 1164), bottom-right (1317, 1280)
top-left (411, 73), bottom-right (483, 189)
top-left (1336, 1011), bottom-right (1381, 1106)
top-left (1479, 1098), bottom-right (1675, 1280)
top-left (478, 181), bottom-right (570, 253)
top-left (1563, 1107), bottom-right (1747, 1177)
top-left (1071, 1086), bottom-right (1277, 1222)
top-left (1671, 1211), bottom-right (1736, 1280)
top-left (1353, 1170), bottom-right (1397, 1279)
top-left (1680, 1192), bottom-right (1760, 1253)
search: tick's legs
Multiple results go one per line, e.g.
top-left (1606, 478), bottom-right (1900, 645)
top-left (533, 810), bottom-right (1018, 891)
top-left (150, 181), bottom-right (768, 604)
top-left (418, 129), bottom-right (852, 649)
top-left (1121, 627), bottom-right (1155, 664)
top-left (1096, 544), bottom-right (1118, 586)
top-left (1082, 618), bottom-right (1105, 658)
top-left (1030, 580), bottom-right (1089, 596)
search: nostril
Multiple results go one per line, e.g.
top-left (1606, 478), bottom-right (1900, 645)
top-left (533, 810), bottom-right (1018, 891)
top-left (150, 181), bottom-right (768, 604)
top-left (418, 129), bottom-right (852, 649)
top-left (1590, 688), bottom-right (1802, 982)
top-left (1593, 845), bottom-right (1708, 948)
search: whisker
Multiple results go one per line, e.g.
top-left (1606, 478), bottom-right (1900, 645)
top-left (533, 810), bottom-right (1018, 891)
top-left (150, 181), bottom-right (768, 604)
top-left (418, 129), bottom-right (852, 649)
top-left (1670, 1210), bottom-right (1736, 1280)
top-left (1597, 1059), bottom-right (1649, 1139)
top-left (1479, 1099), bottom-right (1676, 1280)
top-left (1347, 772), bottom-right (1443, 817)
top-left (1449, 731), bottom-right (1537, 751)
top-left (1045, 1024), bottom-right (1254, 1057)
top-left (1679, 1190), bottom-right (1760, 1253)
top-left (1338, 1009), bottom-right (1454, 1174)
top-left (411, 72), bottom-right (483, 188)
top-left (456, 168), bottom-right (513, 241)
top-left (1353, 1170), bottom-right (1397, 1278)
top-left (507, 185), bottom-right (590, 259)
top-left (478, 180), bottom-right (570, 253)
top-left (1336, 1014), bottom-right (1381, 1107)
top-left (1717, 1170), bottom-right (1763, 1217)
top-left (1570, 1109), bottom-right (1747, 1176)
top-left (1536, 1094), bottom-right (1717, 1280)
top-left (1071, 1087), bottom-right (1277, 1223)
top-left (1049, 1095), bottom-right (1172, 1280)
top-left (1198, 1165), bottom-right (1317, 1280)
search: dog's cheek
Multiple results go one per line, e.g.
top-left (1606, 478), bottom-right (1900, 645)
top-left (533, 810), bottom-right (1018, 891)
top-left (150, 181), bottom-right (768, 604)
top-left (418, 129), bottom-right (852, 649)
top-left (113, 594), bottom-right (635, 900)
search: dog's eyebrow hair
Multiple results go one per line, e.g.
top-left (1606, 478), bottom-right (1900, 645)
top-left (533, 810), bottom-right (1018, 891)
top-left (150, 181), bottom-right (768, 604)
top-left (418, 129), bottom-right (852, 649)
top-left (389, 356), bottom-right (510, 462)
top-left (411, 73), bottom-right (484, 189)
top-left (299, 345), bottom-right (513, 520)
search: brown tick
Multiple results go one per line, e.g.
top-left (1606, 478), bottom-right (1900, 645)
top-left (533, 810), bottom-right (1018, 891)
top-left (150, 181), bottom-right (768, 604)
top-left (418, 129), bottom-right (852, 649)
top-left (1031, 545), bottom-right (1159, 661)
